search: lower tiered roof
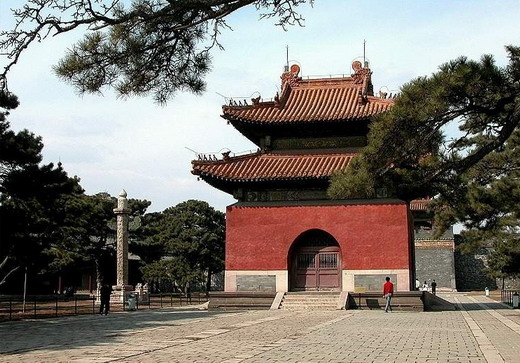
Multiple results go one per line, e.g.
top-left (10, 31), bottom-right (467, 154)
top-left (192, 151), bottom-right (354, 184)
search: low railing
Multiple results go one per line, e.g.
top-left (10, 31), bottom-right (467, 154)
top-left (0, 293), bottom-right (208, 322)
top-left (501, 290), bottom-right (520, 307)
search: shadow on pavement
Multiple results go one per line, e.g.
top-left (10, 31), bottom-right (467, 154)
top-left (0, 308), bottom-right (234, 355)
top-left (458, 301), bottom-right (512, 310)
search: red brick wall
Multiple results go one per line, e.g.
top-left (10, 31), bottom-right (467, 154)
top-left (226, 203), bottom-right (411, 271)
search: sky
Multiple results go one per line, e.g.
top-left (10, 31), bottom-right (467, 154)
top-left (1, 0), bottom-right (520, 213)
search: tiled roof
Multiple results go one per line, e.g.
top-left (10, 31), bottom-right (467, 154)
top-left (222, 64), bottom-right (393, 124)
top-left (192, 152), bottom-right (354, 182)
top-left (415, 241), bottom-right (454, 249)
top-left (410, 199), bottom-right (431, 211)
top-left (414, 227), bottom-right (454, 241)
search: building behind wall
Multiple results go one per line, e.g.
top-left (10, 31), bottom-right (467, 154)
top-left (411, 199), bottom-right (457, 291)
top-left (411, 198), bottom-right (520, 292)
top-left (192, 61), bottom-right (414, 293)
top-left (454, 242), bottom-right (497, 291)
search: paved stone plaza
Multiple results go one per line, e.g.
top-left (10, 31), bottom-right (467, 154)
top-left (0, 294), bottom-right (519, 363)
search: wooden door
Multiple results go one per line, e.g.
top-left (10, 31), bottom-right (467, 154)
top-left (317, 251), bottom-right (340, 288)
top-left (292, 247), bottom-right (340, 290)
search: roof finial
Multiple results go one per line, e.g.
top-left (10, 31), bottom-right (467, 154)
top-left (284, 45), bottom-right (289, 72)
top-left (363, 39), bottom-right (366, 67)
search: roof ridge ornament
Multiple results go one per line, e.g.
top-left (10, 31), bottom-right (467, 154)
top-left (277, 63), bottom-right (301, 108)
top-left (281, 63), bottom-right (301, 88)
top-left (351, 61), bottom-right (372, 85)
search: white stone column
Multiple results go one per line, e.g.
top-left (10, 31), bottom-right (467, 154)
top-left (113, 189), bottom-right (133, 302)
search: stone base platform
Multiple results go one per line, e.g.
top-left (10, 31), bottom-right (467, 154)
top-left (208, 291), bottom-right (277, 310)
top-left (346, 291), bottom-right (455, 311)
top-left (111, 285), bottom-right (134, 303)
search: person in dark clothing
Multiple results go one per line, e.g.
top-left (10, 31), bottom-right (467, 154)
top-left (99, 283), bottom-right (113, 315)
top-left (431, 280), bottom-right (437, 295)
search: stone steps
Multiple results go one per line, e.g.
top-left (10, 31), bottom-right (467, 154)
top-left (280, 292), bottom-right (341, 310)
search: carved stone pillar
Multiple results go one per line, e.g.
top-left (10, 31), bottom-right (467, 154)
top-left (113, 189), bottom-right (133, 302)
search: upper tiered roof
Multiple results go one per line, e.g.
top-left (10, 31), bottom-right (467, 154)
top-left (222, 62), bottom-right (394, 125)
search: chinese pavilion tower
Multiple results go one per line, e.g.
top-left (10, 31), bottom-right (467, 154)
top-left (192, 62), bottom-right (414, 293)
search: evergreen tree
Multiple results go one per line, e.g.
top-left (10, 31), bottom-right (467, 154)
top-left (328, 46), bottom-right (520, 277)
top-left (47, 193), bottom-right (151, 286)
top-left (1, 91), bottom-right (152, 289)
top-left (139, 200), bottom-right (225, 293)
top-left (0, 91), bottom-right (86, 287)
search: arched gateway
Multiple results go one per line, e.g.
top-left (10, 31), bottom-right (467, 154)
top-left (289, 230), bottom-right (341, 291)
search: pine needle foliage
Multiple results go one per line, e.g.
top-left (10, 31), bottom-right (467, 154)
top-left (1, 0), bottom-right (311, 104)
top-left (329, 46), bottom-right (520, 276)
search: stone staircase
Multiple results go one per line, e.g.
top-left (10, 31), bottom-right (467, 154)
top-left (279, 291), bottom-right (342, 310)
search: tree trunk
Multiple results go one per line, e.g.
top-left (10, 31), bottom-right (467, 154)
top-left (94, 258), bottom-right (103, 292)
top-left (0, 256), bottom-right (20, 288)
top-left (205, 270), bottom-right (212, 297)
top-left (185, 281), bottom-right (191, 303)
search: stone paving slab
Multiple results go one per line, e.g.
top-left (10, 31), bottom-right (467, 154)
top-left (456, 296), bottom-right (520, 363)
top-left (243, 310), bottom-right (484, 363)
top-left (1, 295), bottom-right (520, 362)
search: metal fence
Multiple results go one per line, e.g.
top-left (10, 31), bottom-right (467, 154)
top-left (500, 290), bottom-right (520, 307)
top-left (0, 293), bottom-right (208, 322)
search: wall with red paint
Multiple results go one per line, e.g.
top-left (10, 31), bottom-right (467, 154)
top-left (226, 202), bottom-right (411, 271)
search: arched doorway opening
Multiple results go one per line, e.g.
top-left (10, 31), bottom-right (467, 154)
top-left (288, 229), bottom-right (341, 291)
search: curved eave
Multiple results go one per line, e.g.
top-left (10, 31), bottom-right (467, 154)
top-left (221, 112), bottom-right (373, 126)
top-left (193, 170), bottom-right (331, 184)
top-left (192, 171), bottom-right (330, 195)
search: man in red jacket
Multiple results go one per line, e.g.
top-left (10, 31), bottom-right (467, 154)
top-left (383, 276), bottom-right (394, 313)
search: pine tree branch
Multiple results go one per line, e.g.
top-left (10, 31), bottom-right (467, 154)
top-left (1, 0), bottom-right (310, 99)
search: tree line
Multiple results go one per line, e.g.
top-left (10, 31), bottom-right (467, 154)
top-left (0, 95), bottom-right (224, 293)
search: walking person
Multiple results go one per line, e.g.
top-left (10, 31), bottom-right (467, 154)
top-left (383, 276), bottom-right (394, 313)
top-left (431, 279), bottom-right (437, 295)
top-left (99, 282), bottom-right (113, 315)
